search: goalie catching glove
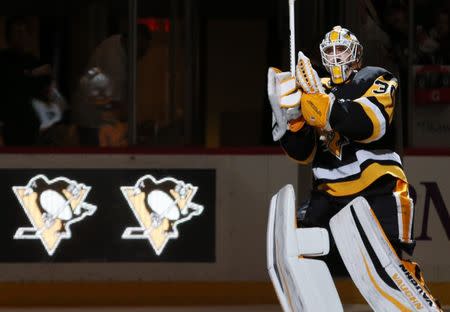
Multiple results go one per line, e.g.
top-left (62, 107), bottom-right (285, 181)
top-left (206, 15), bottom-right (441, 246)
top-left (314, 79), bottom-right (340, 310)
top-left (295, 51), bottom-right (334, 131)
top-left (267, 67), bottom-right (303, 141)
top-left (296, 51), bottom-right (325, 94)
top-left (300, 92), bottom-right (335, 131)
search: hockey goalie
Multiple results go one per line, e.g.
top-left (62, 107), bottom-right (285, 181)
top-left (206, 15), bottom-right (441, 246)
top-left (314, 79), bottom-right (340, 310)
top-left (267, 25), bottom-right (443, 312)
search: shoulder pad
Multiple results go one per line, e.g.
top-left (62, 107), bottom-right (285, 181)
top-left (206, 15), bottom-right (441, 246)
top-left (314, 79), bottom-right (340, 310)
top-left (353, 66), bottom-right (395, 85)
top-left (330, 66), bottom-right (398, 99)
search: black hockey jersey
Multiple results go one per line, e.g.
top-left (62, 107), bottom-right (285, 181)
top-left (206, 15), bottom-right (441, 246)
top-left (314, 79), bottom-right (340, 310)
top-left (280, 66), bottom-right (406, 197)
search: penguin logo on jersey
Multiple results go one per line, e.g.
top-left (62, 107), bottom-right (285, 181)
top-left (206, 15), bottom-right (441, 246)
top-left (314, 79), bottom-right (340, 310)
top-left (320, 130), bottom-right (349, 160)
top-left (121, 175), bottom-right (204, 255)
top-left (13, 175), bottom-right (97, 256)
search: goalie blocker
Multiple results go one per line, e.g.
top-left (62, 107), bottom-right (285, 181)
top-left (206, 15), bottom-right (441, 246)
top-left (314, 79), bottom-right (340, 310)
top-left (267, 185), bottom-right (442, 312)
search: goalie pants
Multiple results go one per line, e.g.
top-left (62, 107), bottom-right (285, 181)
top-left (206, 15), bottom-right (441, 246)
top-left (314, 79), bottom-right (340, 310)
top-left (298, 174), bottom-right (415, 258)
top-left (297, 174), bottom-right (442, 309)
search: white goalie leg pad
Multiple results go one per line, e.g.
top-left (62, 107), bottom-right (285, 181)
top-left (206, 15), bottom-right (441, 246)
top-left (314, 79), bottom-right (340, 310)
top-left (330, 196), bottom-right (441, 312)
top-left (267, 184), bottom-right (343, 312)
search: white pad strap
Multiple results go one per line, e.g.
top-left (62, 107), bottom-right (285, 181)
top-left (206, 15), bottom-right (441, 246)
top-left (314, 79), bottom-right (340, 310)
top-left (267, 184), bottom-right (343, 312)
top-left (330, 197), bottom-right (441, 312)
top-left (268, 68), bottom-right (288, 141)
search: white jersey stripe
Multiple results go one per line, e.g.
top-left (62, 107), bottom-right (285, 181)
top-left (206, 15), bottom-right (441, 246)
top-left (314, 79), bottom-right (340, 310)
top-left (313, 150), bottom-right (402, 181)
top-left (394, 187), bottom-right (414, 244)
top-left (355, 97), bottom-right (387, 141)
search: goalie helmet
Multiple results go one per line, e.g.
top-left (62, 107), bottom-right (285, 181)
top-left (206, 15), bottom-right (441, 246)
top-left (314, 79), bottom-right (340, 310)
top-left (320, 26), bottom-right (363, 84)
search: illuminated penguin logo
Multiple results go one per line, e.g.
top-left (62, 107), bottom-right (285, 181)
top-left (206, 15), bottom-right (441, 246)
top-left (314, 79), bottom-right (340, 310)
top-left (13, 175), bottom-right (97, 256)
top-left (121, 175), bottom-right (204, 255)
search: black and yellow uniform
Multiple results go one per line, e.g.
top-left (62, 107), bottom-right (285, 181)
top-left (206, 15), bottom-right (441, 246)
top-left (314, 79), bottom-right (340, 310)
top-left (281, 66), bottom-right (415, 254)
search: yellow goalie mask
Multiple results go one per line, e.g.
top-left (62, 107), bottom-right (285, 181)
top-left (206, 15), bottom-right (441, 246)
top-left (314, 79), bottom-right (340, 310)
top-left (320, 26), bottom-right (363, 84)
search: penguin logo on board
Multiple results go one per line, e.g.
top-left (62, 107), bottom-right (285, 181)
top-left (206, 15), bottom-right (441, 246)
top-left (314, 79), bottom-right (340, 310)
top-left (13, 175), bottom-right (97, 256)
top-left (121, 175), bottom-right (204, 255)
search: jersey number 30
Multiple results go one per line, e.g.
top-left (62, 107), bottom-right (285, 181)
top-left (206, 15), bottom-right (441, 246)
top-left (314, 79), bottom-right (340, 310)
top-left (373, 80), bottom-right (389, 94)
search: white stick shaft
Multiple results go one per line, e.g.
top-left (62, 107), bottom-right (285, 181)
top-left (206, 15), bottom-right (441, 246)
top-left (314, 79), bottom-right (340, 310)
top-left (289, 0), bottom-right (296, 77)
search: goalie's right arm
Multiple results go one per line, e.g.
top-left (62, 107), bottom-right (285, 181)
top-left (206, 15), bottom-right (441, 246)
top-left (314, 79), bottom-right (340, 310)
top-left (280, 124), bottom-right (317, 164)
top-left (267, 67), bottom-right (317, 164)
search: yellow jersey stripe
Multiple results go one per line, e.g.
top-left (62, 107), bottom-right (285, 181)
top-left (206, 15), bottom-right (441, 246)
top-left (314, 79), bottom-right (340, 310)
top-left (395, 180), bottom-right (414, 243)
top-left (319, 163), bottom-right (407, 197)
top-left (312, 150), bottom-right (402, 181)
top-left (361, 75), bottom-right (397, 123)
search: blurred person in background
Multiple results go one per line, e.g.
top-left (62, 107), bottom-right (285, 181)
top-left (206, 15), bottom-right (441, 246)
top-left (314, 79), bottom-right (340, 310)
top-left (32, 79), bottom-right (78, 146)
top-left (358, 0), bottom-right (398, 74)
top-left (383, 3), bottom-right (410, 70)
top-left (0, 16), bottom-right (52, 146)
top-left (428, 9), bottom-right (449, 64)
top-left (73, 24), bottom-right (152, 146)
top-left (415, 8), bottom-right (449, 65)
top-left (77, 67), bottom-right (127, 147)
